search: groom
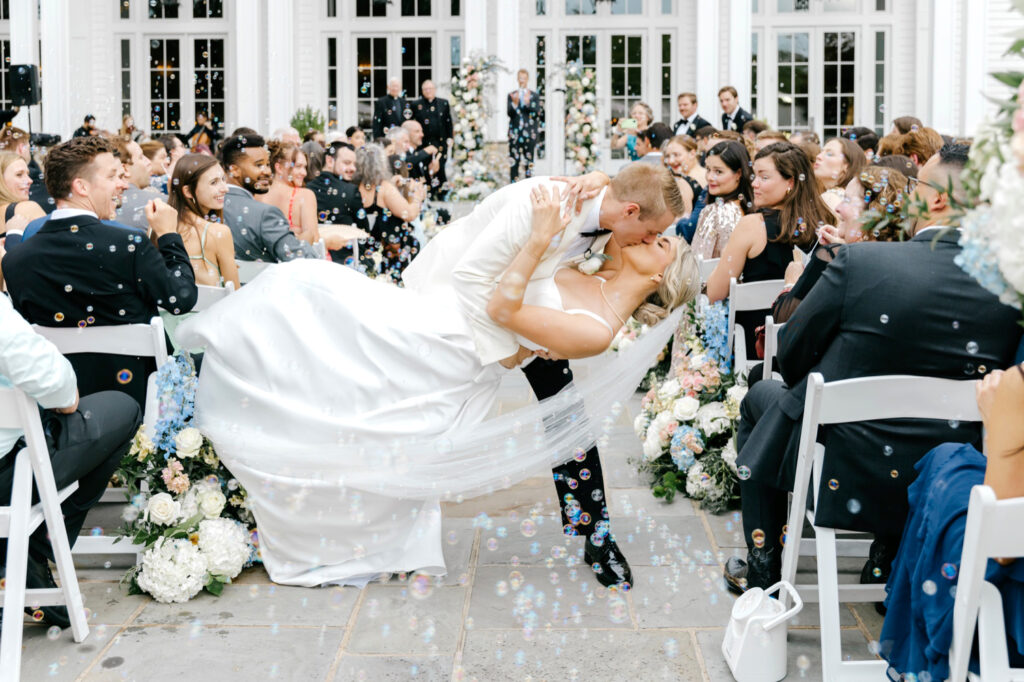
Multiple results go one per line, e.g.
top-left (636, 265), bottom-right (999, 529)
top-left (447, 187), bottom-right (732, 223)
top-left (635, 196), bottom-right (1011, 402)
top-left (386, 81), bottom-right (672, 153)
top-left (404, 164), bottom-right (684, 587)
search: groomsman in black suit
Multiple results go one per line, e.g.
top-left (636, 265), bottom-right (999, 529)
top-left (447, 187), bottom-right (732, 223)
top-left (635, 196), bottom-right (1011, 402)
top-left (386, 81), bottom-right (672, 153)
top-left (372, 78), bottom-right (408, 141)
top-left (723, 144), bottom-right (1023, 594)
top-left (507, 68), bottom-right (541, 183)
top-left (672, 92), bottom-right (712, 138)
top-left (412, 80), bottom-right (452, 197)
top-left (719, 86), bottom-right (754, 133)
top-left (2, 136), bottom-right (198, 408)
top-left (401, 120), bottom-right (441, 182)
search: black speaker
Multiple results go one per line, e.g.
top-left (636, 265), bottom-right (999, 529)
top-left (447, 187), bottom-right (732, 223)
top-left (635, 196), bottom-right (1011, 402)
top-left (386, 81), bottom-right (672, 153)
top-left (10, 64), bottom-right (40, 107)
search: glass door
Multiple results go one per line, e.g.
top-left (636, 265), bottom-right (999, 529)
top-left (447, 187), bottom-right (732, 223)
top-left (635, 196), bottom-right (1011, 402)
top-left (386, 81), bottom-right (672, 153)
top-left (774, 31), bottom-right (809, 134)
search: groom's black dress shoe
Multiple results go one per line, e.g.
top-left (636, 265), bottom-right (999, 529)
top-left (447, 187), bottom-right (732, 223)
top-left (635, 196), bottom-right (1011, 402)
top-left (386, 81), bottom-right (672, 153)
top-left (860, 538), bottom-right (897, 616)
top-left (585, 537), bottom-right (632, 588)
top-left (724, 548), bottom-right (779, 596)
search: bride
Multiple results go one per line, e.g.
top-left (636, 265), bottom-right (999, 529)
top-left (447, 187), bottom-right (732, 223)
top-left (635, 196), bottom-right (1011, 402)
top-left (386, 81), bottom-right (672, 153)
top-left (178, 186), bottom-right (699, 587)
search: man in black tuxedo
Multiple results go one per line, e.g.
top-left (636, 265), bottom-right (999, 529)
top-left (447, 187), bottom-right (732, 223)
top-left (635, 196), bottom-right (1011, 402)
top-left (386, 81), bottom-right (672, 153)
top-left (672, 92), bottom-right (712, 138)
top-left (2, 136), bottom-right (198, 408)
top-left (718, 86), bottom-right (754, 133)
top-left (401, 120), bottom-right (440, 182)
top-left (724, 144), bottom-right (1023, 594)
top-left (507, 68), bottom-right (541, 183)
top-left (412, 79), bottom-right (452, 197)
top-left (309, 141), bottom-right (370, 263)
top-left (372, 78), bottom-right (408, 141)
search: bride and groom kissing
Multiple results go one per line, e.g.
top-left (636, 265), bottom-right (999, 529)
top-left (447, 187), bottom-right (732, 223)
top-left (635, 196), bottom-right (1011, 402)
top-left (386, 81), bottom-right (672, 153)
top-left (177, 162), bottom-right (700, 590)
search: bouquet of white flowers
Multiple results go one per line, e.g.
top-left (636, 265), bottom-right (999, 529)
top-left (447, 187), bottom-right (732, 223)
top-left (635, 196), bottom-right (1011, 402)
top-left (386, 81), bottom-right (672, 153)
top-left (115, 353), bottom-right (257, 602)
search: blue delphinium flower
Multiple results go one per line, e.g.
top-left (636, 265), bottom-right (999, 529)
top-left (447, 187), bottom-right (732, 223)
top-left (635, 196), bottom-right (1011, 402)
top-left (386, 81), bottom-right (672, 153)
top-left (152, 352), bottom-right (198, 459)
top-left (670, 425), bottom-right (704, 473)
top-left (698, 301), bottom-right (731, 370)
top-left (956, 210), bottom-right (1014, 305)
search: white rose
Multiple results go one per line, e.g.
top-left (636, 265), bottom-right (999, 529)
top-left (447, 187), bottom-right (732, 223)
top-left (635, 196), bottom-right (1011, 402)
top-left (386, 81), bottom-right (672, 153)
top-left (685, 461), bottom-right (706, 500)
top-left (642, 432), bottom-right (664, 461)
top-left (633, 413), bottom-right (650, 438)
top-left (650, 411), bottom-right (676, 446)
top-left (578, 148), bottom-right (589, 160)
top-left (672, 396), bottom-right (700, 422)
top-left (688, 354), bottom-right (707, 370)
top-left (198, 487), bottom-right (227, 519)
top-left (174, 427), bottom-right (203, 459)
top-left (657, 379), bottom-right (682, 402)
top-left (721, 438), bottom-right (739, 475)
top-left (145, 492), bottom-right (181, 526)
top-left (577, 255), bottom-right (604, 275)
top-left (726, 385), bottom-right (748, 405)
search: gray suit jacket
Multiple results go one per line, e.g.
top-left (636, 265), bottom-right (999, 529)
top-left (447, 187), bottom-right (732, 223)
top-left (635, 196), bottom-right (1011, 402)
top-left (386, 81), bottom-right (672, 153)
top-left (223, 185), bottom-right (316, 262)
top-left (116, 185), bottom-right (166, 232)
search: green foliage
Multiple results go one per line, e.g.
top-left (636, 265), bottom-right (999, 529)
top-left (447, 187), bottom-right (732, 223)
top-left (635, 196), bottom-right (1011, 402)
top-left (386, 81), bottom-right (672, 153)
top-left (290, 106), bottom-right (326, 139)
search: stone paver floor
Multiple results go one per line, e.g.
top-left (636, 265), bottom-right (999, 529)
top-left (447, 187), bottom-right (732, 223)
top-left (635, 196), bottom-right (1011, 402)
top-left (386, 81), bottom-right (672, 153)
top-left (18, 374), bottom-right (887, 681)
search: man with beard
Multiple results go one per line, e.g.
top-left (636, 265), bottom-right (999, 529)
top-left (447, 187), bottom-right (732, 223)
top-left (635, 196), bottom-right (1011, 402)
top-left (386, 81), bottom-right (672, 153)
top-left (219, 132), bottom-right (319, 262)
top-left (309, 141), bottom-right (370, 264)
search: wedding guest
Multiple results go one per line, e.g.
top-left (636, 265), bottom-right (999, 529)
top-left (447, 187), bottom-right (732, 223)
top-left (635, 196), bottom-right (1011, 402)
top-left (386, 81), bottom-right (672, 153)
top-left (843, 126), bottom-right (879, 162)
top-left (354, 143), bottom-right (424, 279)
top-left (742, 119), bottom-right (769, 144)
top-left (114, 137), bottom-right (165, 231)
top-left (0, 296), bottom-right (142, 629)
top-left (373, 78), bottom-right (408, 141)
top-left (160, 132), bottom-right (187, 177)
top-left (635, 122), bottom-right (673, 167)
top-left (167, 154), bottom-right (238, 289)
top-left (795, 138), bottom-right (821, 166)
top-left (789, 130), bottom-right (820, 146)
top-left (72, 114), bottom-right (96, 138)
top-left (706, 142), bottom-right (834, 352)
top-left (2, 136), bottom-right (198, 406)
top-left (270, 127), bottom-right (302, 146)
top-left (258, 141), bottom-right (320, 245)
top-left (0, 126), bottom-right (52, 213)
top-left (611, 101), bottom-right (654, 162)
top-left (725, 143), bottom-right (1021, 595)
top-left (119, 114), bottom-right (145, 143)
top-left (0, 152), bottom-right (46, 238)
top-left (301, 140), bottom-right (325, 181)
top-left (310, 142), bottom-right (367, 263)
top-left (346, 126), bottom-right (366, 149)
top-left (814, 137), bottom-right (867, 214)
top-left (893, 126), bottom-right (944, 165)
top-left (672, 92), bottom-right (712, 138)
top-left (691, 141), bottom-right (754, 260)
top-left (873, 153), bottom-right (918, 179)
top-left (303, 129), bottom-right (326, 147)
top-left (719, 86), bottom-right (754, 132)
top-left (663, 135), bottom-right (706, 188)
top-left (694, 125), bottom-right (718, 156)
top-left (507, 69), bottom-right (541, 182)
top-left (755, 129), bottom-right (788, 151)
top-left (891, 115), bottom-right (924, 135)
top-left (400, 119), bottom-right (440, 181)
top-left (141, 140), bottom-right (170, 193)
top-left (184, 110), bottom-right (221, 151)
top-left (219, 132), bottom-right (319, 262)
top-left (412, 79), bottom-right (452, 196)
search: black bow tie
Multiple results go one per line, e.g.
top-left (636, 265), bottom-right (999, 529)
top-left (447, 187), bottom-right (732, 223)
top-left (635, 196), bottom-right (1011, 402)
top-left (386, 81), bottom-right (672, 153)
top-left (580, 228), bottom-right (611, 237)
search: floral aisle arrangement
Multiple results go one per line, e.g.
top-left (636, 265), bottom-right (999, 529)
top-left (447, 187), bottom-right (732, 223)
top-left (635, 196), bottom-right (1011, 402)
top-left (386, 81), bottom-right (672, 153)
top-left (633, 299), bottom-right (745, 512)
top-left (115, 353), bottom-right (257, 603)
top-left (563, 61), bottom-right (600, 174)
top-left (450, 54), bottom-right (503, 201)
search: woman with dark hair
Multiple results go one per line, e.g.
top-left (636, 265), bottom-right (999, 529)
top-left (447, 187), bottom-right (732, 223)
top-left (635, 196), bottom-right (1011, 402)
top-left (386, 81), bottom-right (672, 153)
top-left (890, 115), bottom-right (924, 135)
top-left (706, 141), bottom-right (835, 351)
top-left (167, 153), bottom-right (239, 289)
top-left (690, 140), bottom-right (753, 259)
top-left (815, 137), bottom-right (867, 214)
top-left (258, 141), bottom-right (320, 245)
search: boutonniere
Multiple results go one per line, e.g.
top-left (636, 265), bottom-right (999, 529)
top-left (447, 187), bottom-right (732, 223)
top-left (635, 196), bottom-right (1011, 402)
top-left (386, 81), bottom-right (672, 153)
top-left (578, 252), bottom-right (612, 275)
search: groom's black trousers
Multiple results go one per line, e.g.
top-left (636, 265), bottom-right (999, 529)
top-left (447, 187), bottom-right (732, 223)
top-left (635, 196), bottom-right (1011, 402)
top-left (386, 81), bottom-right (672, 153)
top-left (521, 358), bottom-right (610, 538)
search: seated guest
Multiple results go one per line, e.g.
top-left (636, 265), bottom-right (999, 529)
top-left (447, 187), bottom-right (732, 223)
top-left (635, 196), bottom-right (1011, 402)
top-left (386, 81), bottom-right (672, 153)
top-left (300, 140), bottom-right (325, 181)
top-left (219, 132), bottom-right (320, 262)
top-left (742, 119), bottom-right (769, 144)
top-left (141, 140), bottom-right (170, 194)
top-left (706, 142), bottom-right (834, 352)
top-left (663, 135), bottom-right (706, 188)
top-left (635, 122), bottom-right (673, 167)
top-left (881, 365), bottom-right (1024, 679)
top-left (309, 142), bottom-right (369, 263)
top-left (724, 144), bottom-right (1022, 594)
top-left (114, 137), bottom-right (165, 231)
top-left (0, 295), bottom-right (142, 629)
top-left (1, 136), bottom-right (198, 407)
top-left (694, 125), bottom-right (718, 158)
top-left (167, 153), bottom-right (239, 289)
top-left (690, 141), bottom-right (753, 259)
top-left (0, 151), bottom-right (46, 238)
top-left (160, 133), bottom-right (187, 179)
top-left (345, 126), bottom-right (366, 149)
top-left (814, 137), bottom-right (866, 214)
top-left (789, 129), bottom-right (820, 146)
top-left (879, 125), bottom-right (943, 166)
top-left (355, 143), bottom-right (425, 279)
top-left (872, 153), bottom-right (918, 179)
top-left (400, 120), bottom-right (440, 182)
top-left (0, 126), bottom-right (53, 214)
top-left (843, 126), bottom-right (880, 162)
top-left (755, 129), bottom-right (788, 152)
top-left (891, 115), bottom-right (924, 136)
top-left (257, 141), bottom-right (320, 245)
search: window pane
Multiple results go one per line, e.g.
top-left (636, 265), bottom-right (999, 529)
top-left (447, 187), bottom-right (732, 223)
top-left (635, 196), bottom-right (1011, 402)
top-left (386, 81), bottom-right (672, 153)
top-left (876, 0), bottom-right (886, 9)
top-left (566, 0), bottom-right (596, 14)
top-left (120, 0), bottom-right (130, 19)
top-left (450, 35), bottom-right (461, 79)
top-left (611, 0), bottom-right (642, 14)
top-left (402, 0), bottom-right (414, 15)
top-left (777, 0), bottom-right (808, 10)
top-left (661, 0), bottom-right (672, 12)
top-left (327, 0), bottom-right (337, 17)
top-left (751, 32), bottom-right (759, 116)
top-left (536, 0), bottom-right (546, 14)
top-left (822, 0), bottom-right (857, 10)
top-left (451, 0), bottom-right (460, 15)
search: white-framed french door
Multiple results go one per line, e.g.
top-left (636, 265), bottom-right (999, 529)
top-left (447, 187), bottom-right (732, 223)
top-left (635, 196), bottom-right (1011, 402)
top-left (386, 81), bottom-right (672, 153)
top-left (143, 33), bottom-right (227, 134)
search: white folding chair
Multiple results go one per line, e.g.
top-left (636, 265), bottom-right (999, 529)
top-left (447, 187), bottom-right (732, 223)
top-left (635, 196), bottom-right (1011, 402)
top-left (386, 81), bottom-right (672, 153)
top-left (312, 237), bottom-right (327, 259)
top-left (780, 373), bottom-right (981, 681)
top-left (236, 259), bottom-right (273, 285)
top-left (949, 485), bottom-right (1024, 682)
top-left (761, 316), bottom-right (786, 382)
top-left (32, 318), bottom-right (167, 558)
top-left (192, 281), bottom-right (235, 312)
top-left (698, 257), bottom-right (719, 282)
top-left (726, 278), bottom-right (786, 378)
top-left (0, 387), bottom-right (89, 679)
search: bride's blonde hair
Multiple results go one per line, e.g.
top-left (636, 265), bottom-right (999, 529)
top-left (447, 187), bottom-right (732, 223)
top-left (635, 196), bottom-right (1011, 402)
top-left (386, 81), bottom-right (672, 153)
top-left (632, 241), bottom-right (701, 325)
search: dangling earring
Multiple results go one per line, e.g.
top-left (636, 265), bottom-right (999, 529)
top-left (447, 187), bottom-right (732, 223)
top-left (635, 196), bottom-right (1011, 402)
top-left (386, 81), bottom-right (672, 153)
top-left (785, 185), bottom-right (792, 193)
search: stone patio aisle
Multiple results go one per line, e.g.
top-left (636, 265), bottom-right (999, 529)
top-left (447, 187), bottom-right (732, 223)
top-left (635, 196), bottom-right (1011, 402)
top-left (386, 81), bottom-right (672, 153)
top-left (20, 374), bottom-right (886, 681)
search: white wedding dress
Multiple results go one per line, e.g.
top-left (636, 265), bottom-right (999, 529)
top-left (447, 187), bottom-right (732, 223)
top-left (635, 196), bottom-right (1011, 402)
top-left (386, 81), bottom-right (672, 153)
top-left (177, 259), bottom-right (680, 587)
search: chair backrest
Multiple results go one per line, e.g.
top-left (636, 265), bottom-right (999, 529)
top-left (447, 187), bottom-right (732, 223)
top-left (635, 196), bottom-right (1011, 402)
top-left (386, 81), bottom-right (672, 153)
top-left (32, 316), bottom-right (169, 367)
top-left (726, 277), bottom-right (787, 355)
top-left (312, 238), bottom-right (327, 260)
top-left (698, 257), bottom-right (719, 282)
top-left (0, 386), bottom-right (41, 432)
top-left (236, 259), bottom-right (273, 285)
top-left (805, 372), bottom-right (982, 426)
top-left (762, 316), bottom-right (786, 381)
top-left (192, 281), bottom-right (235, 312)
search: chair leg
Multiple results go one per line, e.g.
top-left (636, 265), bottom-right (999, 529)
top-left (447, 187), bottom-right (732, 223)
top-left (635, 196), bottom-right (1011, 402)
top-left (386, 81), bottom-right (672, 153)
top-left (978, 581), bottom-right (1011, 680)
top-left (815, 525), bottom-right (843, 682)
top-left (0, 453), bottom-right (33, 679)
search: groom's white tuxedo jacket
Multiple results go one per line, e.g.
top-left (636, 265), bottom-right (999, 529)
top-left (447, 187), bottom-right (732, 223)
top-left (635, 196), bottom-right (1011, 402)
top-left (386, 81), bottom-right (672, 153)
top-left (403, 176), bottom-right (611, 365)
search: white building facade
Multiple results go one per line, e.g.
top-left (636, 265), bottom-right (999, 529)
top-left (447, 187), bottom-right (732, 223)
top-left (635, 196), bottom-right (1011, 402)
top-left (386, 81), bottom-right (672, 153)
top-left (6, 0), bottom-right (1022, 174)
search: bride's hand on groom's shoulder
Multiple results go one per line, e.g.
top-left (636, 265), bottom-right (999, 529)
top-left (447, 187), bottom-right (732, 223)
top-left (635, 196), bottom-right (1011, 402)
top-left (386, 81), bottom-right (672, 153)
top-left (529, 185), bottom-right (570, 245)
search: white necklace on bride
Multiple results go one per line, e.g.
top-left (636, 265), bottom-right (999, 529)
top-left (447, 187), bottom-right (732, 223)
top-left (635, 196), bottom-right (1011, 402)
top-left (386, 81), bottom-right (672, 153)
top-left (599, 280), bottom-right (627, 327)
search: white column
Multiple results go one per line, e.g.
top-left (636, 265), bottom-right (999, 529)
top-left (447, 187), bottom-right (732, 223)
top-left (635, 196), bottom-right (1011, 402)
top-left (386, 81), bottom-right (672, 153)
top-left (695, 0), bottom-right (721, 127)
top-left (930, 0), bottom-right (955, 133)
top-left (961, 0), bottom-right (988, 136)
top-left (914, 0), bottom-right (932, 130)
top-left (234, 2), bottom-right (262, 133)
top-left (266, 0), bottom-right (295, 134)
top-left (464, 0), bottom-right (487, 56)
top-left (8, 0), bottom-right (38, 132)
top-left (40, 0), bottom-right (72, 138)
top-left (728, 0), bottom-right (752, 115)
top-left (494, 0), bottom-right (520, 145)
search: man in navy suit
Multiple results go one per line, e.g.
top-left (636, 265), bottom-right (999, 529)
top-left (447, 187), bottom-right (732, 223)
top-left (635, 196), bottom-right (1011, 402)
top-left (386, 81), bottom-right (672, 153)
top-left (719, 86), bottom-right (754, 132)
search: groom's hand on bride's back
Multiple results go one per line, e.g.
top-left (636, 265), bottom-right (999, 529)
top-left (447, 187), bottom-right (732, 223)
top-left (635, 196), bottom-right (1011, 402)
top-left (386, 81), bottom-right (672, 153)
top-left (551, 171), bottom-right (611, 217)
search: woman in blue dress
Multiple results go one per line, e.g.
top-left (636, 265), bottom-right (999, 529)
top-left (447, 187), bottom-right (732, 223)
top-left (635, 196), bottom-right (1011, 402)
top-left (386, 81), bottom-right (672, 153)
top-left (610, 102), bottom-right (653, 162)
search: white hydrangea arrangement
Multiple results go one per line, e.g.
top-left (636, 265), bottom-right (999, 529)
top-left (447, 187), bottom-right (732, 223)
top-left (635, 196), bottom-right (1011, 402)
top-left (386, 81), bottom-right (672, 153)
top-left (449, 54), bottom-right (502, 200)
top-left (564, 61), bottom-right (600, 174)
